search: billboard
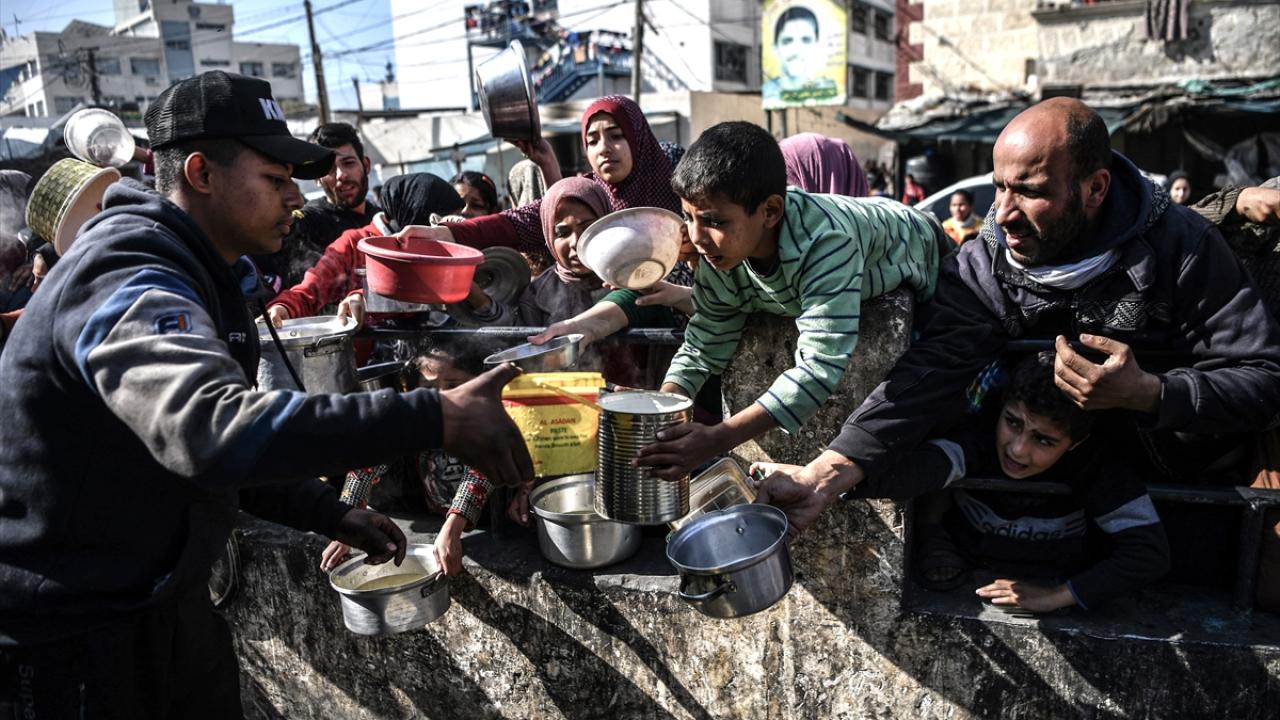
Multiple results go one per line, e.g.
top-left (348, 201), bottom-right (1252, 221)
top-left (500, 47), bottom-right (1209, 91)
top-left (761, 0), bottom-right (848, 110)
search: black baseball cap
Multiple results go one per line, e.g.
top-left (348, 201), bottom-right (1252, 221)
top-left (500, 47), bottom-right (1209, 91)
top-left (145, 71), bottom-right (334, 180)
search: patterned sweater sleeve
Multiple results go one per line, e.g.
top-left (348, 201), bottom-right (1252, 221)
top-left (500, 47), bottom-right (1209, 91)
top-left (268, 228), bottom-right (366, 319)
top-left (448, 467), bottom-right (493, 530)
top-left (661, 262), bottom-right (748, 398)
top-left (753, 225), bottom-right (868, 433)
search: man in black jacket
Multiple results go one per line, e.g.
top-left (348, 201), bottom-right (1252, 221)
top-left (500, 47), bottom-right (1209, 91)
top-left (0, 72), bottom-right (532, 719)
top-left (757, 97), bottom-right (1280, 536)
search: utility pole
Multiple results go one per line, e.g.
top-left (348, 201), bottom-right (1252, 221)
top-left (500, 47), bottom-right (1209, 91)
top-left (630, 0), bottom-right (644, 102)
top-left (85, 49), bottom-right (102, 105)
top-left (304, 0), bottom-right (330, 123)
top-left (352, 76), bottom-right (363, 113)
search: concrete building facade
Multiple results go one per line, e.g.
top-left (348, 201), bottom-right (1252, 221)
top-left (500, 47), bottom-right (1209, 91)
top-left (0, 0), bottom-right (303, 119)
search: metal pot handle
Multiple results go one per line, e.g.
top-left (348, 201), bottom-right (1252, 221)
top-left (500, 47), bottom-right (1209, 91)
top-left (305, 333), bottom-right (350, 356)
top-left (678, 577), bottom-right (736, 603)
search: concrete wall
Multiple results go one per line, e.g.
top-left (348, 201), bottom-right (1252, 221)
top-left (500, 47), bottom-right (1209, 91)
top-left (908, 0), bottom-right (1039, 96)
top-left (1034, 0), bottom-right (1280, 87)
top-left (226, 290), bottom-right (1280, 718)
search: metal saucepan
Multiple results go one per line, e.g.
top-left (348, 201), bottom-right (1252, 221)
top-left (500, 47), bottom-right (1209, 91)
top-left (329, 544), bottom-right (449, 635)
top-left (666, 504), bottom-right (793, 619)
top-left (530, 474), bottom-right (641, 569)
top-left (483, 333), bottom-right (583, 372)
top-left (356, 360), bottom-right (417, 393)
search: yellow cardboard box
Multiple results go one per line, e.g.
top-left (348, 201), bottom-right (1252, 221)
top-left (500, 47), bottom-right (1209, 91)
top-left (502, 372), bottom-right (603, 477)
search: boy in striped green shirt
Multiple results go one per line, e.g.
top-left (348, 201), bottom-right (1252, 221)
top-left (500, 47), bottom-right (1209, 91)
top-left (638, 122), bottom-right (940, 480)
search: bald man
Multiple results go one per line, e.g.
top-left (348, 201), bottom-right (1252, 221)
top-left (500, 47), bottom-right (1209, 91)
top-left (755, 98), bottom-right (1280, 536)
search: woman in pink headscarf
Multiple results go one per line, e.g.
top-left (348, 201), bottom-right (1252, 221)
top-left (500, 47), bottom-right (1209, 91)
top-left (412, 95), bottom-right (683, 257)
top-left (779, 132), bottom-right (870, 197)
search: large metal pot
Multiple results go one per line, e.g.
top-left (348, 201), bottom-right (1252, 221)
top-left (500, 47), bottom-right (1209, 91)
top-left (530, 474), bottom-right (641, 569)
top-left (475, 40), bottom-right (541, 142)
top-left (256, 315), bottom-right (358, 393)
top-left (666, 504), bottom-right (793, 619)
top-left (594, 391), bottom-right (692, 525)
top-left (356, 360), bottom-right (416, 392)
top-left (329, 544), bottom-right (449, 635)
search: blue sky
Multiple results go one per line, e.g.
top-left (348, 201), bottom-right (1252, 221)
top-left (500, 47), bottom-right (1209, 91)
top-left (2, 0), bottom-right (396, 109)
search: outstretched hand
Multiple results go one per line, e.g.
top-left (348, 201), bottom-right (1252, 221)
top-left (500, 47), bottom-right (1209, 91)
top-left (336, 292), bottom-right (366, 328)
top-left (1053, 334), bottom-right (1161, 413)
top-left (752, 451), bottom-right (863, 540)
top-left (975, 579), bottom-right (1075, 613)
top-left (439, 362), bottom-right (534, 488)
top-left (334, 508), bottom-right (407, 567)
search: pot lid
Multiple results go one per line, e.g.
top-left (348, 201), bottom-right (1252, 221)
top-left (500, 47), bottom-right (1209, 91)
top-left (446, 246), bottom-right (532, 326)
top-left (256, 314), bottom-right (357, 347)
top-left (666, 504), bottom-right (789, 575)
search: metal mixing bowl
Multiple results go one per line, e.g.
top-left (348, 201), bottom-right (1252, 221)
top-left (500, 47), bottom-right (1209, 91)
top-left (483, 333), bottom-right (583, 372)
top-left (530, 474), bottom-right (641, 569)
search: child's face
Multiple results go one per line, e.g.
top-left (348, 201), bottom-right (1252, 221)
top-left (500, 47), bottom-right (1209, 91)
top-left (949, 194), bottom-right (972, 221)
top-left (994, 400), bottom-right (1077, 479)
top-left (419, 356), bottom-right (475, 391)
top-left (680, 192), bottom-right (784, 272)
top-left (551, 198), bottom-right (599, 276)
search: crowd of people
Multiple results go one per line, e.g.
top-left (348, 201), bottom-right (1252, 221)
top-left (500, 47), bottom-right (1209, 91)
top-left (1, 68), bottom-right (1278, 717)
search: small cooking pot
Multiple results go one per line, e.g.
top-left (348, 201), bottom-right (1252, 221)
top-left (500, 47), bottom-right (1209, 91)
top-left (530, 474), bottom-right (641, 569)
top-left (256, 315), bottom-right (358, 394)
top-left (666, 504), bottom-right (793, 619)
top-left (356, 360), bottom-right (415, 392)
top-left (329, 544), bottom-right (450, 635)
top-left (476, 40), bottom-right (541, 142)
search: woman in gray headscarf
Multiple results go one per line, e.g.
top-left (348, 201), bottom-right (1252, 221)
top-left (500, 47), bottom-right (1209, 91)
top-left (508, 159), bottom-right (547, 208)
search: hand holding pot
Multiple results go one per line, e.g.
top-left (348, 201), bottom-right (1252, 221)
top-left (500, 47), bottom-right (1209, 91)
top-left (265, 304), bottom-right (290, 328)
top-left (753, 450), bottom-right (863, 540)
top-left (439, 362), bottom-right (535, 488)
top-left (320, 540), bottom-right (351, 572)
top-left (434, 514), bottom-right (467, 576)
top-left (635, 422), bottom-right (723, 482)
top-left (335, 508), bottom-right (407, 566)
top-left (395, 224), bottom-right (455, 246)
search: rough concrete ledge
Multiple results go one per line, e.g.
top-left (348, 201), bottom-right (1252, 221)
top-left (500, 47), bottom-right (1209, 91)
top-left (227, 289), bottom-right (1280, 718)
top-left (227, 506), bottom-right (1280, 720)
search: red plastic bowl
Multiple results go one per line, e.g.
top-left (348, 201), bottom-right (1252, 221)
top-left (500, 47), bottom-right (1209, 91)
top-left (358, 236), bottom-right (484, 304)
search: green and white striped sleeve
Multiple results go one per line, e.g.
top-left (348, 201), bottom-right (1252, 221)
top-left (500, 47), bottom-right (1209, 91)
top-left (662, 262), bottom-right (747, 397)
top-left (754, 226), bottom-right (866, 433)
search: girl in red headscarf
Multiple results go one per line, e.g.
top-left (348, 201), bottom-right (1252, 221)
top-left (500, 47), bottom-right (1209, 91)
top-left (410, 95), bottom-right (683, 257)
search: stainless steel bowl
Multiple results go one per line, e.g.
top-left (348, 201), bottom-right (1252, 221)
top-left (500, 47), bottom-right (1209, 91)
top-left (476, 40), bottom-right (541, 142)
top-left (666, 504), bottom-right (793, 619)
top-left (329, 544), bottom-right (450, 635)
top-left (530, 474), bottom-right (641, 569)
top-left (483, 333), bottom-right (583, 372)
top-left (577, 207), bottom-right (683, 290)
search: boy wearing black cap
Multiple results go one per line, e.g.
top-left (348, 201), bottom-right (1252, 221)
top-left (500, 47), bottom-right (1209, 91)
top-left (0, 71), bottom-right (532, 718)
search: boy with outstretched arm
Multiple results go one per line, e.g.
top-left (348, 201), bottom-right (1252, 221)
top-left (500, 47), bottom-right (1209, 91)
top-left (637, 121), bottom-right (940, 480)
top-left (796, 352), bottom-right (1170, 612)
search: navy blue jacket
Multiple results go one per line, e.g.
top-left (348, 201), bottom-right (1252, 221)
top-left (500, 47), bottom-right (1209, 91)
top-left (0, 181), bottom-right (443, 645)
top-left (830, 153), bottom-right (1280, 481)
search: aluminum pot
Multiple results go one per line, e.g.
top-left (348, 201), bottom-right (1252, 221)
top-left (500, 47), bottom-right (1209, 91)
top-left (356, 360), bottom-right (415, 392)
top-left (475, 40), bottom-right (541, 142)
top-left (356, 267), bottom-right (434, 315)
top-left (666, 504), bottom-right (793, 619)
top-left (329, 544), bottom-right (450, 635)
top-left (530, 474), bottom-right (641, 569)
top-left (256, 315), bottom-right (358, 394)
top-left (594, 391), bottom-right (692, 525)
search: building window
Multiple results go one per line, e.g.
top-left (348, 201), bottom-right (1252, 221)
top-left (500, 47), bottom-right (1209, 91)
top-left (195, 23), bottom-right (226, 33)
top-left (850, 66), bottom-right (869, 98)
top-left (202, 59), bottom-right (231, 67)
top-left (240, 61), bottom-right (264, 78)
top-left (851, 3), bottom-right (867, 35)
top-left (713, 41), bottom-right (748, 84)
top-left (130, 57), bottom-right (161, 76)
top-left (272, 62), bottom-right (296, 79)
top-left (95, 56), bottom-right (122, 75)
top-left (54, 96), bottom-right (83, 114)
top-left (875, 71), bottom-right (893, 100)
top-left (873, 11), bottom-right (892, 42)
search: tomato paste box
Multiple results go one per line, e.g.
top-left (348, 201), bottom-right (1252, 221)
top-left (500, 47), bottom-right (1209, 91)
top-left (501, 372), bottom-right (603, 477)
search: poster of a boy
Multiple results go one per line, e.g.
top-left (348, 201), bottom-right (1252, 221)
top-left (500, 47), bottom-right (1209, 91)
top-left (638, 121), bottom-right (940, 479)
top-left (845, 352), bottom-right (1170, 612)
